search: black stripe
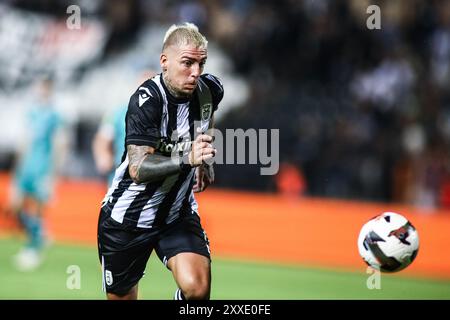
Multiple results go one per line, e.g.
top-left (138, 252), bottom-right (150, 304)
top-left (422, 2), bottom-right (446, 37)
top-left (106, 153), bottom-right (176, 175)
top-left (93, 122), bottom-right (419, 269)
top-left (176, 96), bottom-right (199, 217)
top-left (122, 180), bottom-right (164, 228)
top-left (179, 93), bottom-right (199, 216)
top-left (153, 170), bottom-right (192, 227)
top-left (179, 174), bottom-right (196, 217)
top-left (148, 77), bottom-right (164, 105)
top-left (189, 94), bottom-right (200, 139)
top-left (167, 102), bottom-right (178, 140)
top-left (107, 168), bottom-right (132, 212)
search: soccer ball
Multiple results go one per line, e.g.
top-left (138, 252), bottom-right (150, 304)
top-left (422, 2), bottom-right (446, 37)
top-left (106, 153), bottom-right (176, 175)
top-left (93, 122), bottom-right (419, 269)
top-left (357, 212), bottom-right (419, 272)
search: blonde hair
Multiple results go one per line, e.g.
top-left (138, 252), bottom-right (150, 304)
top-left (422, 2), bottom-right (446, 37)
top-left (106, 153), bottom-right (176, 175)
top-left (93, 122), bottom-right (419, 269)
top-left (162, 22), bottom-right (208, 51)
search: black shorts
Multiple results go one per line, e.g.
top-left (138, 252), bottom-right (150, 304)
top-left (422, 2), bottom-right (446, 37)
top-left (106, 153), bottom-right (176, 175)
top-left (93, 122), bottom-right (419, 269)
top-left (97, 206), bottom-right (211, 296)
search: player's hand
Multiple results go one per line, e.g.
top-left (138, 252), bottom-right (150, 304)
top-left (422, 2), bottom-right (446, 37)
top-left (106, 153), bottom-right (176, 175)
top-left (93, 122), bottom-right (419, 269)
top-left (188, 134), bottom-right (216, 167)
top-left (193, 164), bottom-right (214, 193)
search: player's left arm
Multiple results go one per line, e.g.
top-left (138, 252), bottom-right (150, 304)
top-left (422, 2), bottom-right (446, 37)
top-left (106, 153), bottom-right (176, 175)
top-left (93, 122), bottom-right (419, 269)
top-left (193, 116), bottom-right (215, 193)
top-left (203, 116), bottom-right (216, 185)
top-left (194, 74), bottom-right (223, 192)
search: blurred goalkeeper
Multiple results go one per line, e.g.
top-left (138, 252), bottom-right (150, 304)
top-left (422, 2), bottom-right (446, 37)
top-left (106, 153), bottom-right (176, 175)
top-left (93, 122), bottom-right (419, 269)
top-left (9, 77), bottom-right (65, 271)
top-left (97, 22), bottom-right (223, 300)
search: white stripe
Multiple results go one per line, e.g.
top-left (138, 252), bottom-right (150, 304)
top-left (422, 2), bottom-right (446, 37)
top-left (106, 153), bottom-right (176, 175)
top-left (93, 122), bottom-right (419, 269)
top-left (176, 103), bottom-right (190, 139)
top-left (102, 156), bottom-right (129, 205)
top-left (135, 174), bottom-right (179, 228)
top-left (110, 183), bottom-right (146, 223)
top-left (151, 75), bottom-right (168, 137)
top-left (136, 170), bottom-right (195, 228)
top-left (101, 255), bottom-right (106, 292)
top-left (166, 171), bottom-right (196, 224)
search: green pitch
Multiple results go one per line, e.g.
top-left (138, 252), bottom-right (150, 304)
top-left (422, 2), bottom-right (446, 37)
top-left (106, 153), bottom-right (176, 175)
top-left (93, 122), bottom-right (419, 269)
top-left (0, 237), bottom-right (449, 299)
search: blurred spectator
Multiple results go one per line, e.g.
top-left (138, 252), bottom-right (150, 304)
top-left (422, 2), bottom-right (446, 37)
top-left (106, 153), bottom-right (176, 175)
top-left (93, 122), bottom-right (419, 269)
top-left (7, 76), bottom-right (67, 271)
top-left (275, 162), bottom-right (306, 198)
top-left (2, 0), bottom-right (450, 209)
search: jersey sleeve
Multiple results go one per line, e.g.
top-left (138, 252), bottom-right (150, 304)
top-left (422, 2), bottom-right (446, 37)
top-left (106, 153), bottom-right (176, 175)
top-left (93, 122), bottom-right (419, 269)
top-left (201, 74), bottom-right (224, 112)
top-left (125, 87), bottom-right (162, 148)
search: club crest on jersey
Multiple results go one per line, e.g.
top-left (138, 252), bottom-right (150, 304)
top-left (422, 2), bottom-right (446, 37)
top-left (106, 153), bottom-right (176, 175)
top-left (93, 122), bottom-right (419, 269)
top-left (201, 103), bottom-right (212, 121)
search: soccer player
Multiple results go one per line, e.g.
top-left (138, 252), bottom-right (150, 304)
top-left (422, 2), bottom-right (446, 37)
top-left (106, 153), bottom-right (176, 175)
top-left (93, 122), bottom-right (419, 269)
top-left (10, 77), bottom-right (63, 271)
top-left (97, 22), bottom-right (224, 300)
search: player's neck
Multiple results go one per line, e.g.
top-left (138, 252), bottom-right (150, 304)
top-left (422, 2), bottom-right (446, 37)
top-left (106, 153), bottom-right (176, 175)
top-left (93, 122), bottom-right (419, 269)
top-left (162, 73), bottom-right (190, 101)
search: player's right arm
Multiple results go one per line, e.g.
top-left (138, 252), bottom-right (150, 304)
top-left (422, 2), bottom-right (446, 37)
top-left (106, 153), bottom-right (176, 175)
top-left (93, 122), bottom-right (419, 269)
top-left (127, 134), bottom-right (215, 184)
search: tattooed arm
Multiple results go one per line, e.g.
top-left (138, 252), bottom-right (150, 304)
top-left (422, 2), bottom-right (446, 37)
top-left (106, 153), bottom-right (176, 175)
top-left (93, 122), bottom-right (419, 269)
top-left (127, 145), bottom-right (184, 184)
top-left (128, 133), bottom-right (216, 184)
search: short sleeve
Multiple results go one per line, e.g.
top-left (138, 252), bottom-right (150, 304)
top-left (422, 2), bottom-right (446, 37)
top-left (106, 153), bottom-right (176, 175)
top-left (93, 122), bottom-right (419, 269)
top-left (125, 87), bottom-right (162, 148)
top-left (201, 74), bottom-right (224, 112)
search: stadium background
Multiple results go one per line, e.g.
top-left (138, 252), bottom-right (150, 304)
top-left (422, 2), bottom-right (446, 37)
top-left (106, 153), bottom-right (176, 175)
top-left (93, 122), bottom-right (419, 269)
top-left (1, 0), bottom-right (450, 299)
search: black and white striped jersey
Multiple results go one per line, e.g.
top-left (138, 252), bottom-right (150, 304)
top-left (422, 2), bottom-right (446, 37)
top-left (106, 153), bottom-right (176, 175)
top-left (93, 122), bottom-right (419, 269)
top-left (102, 73), bottom-right (224, 229)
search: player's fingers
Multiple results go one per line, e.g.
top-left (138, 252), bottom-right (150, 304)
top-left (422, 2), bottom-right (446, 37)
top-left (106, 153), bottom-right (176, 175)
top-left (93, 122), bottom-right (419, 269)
top-left (197, 142), bottom-right (213, 149)
top-left (201, 153), bottom-right (215, 161)
top-left (196, 134), bottom-right (213, 143)
top-left (194, 142), bottom-right (206, 149)
top-left (202, 147), bottom-right (216, 156)
top-left (192, 145), bottom-right (214, 158)
top-left (195, 134), bottom-right (204, 142)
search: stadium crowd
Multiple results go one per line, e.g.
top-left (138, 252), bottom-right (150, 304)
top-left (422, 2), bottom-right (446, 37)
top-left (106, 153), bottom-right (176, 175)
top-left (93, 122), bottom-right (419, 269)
top-left (2, 0), bottom-right (450, 209)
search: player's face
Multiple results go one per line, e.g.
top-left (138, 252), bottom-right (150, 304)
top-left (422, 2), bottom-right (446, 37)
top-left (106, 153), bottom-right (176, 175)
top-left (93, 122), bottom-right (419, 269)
top-left (161, 43), bottom-right (207, 97)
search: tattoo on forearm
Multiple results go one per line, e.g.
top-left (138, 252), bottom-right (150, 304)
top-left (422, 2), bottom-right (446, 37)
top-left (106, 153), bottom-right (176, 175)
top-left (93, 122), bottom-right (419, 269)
top-left (127, 144), bottom-right (186, 184)
top-left (127, 144), bottom-right (150, 182)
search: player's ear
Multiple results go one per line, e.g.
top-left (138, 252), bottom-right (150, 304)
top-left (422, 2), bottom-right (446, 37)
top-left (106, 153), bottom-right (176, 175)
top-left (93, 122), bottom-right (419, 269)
top-left (160, 53), bottom-right (168, 72)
